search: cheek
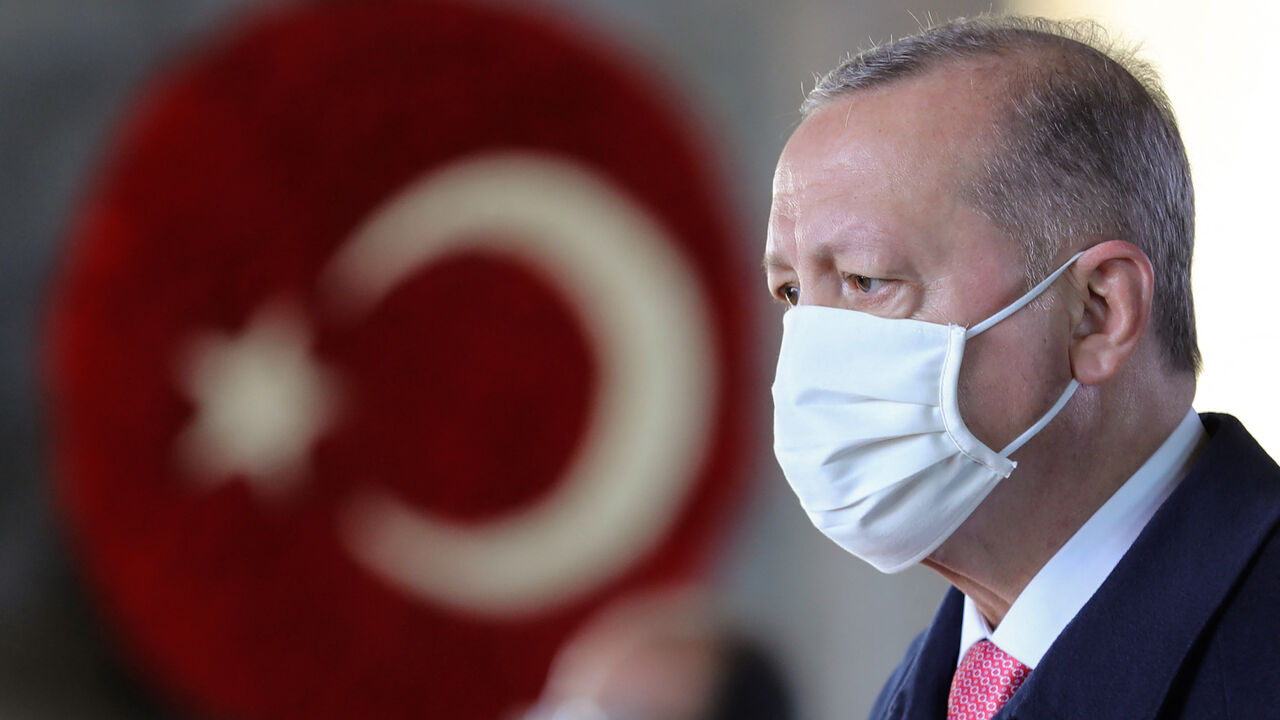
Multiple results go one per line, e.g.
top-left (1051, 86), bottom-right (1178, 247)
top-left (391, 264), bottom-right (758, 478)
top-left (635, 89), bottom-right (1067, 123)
top-left (956, 310), bottom-right (1072, 450)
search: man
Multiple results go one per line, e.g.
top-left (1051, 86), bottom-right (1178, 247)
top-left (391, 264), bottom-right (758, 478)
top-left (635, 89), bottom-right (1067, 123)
top-left (765, 15), bottom-right (1280, 720)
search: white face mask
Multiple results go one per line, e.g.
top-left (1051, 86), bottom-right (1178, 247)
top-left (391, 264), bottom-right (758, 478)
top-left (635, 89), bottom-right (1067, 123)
top-left (771, 252), bottom-right (1083, 573)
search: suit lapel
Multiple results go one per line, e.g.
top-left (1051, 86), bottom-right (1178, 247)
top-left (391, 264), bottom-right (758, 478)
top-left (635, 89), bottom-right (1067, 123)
top-left (876, 588), bottom-right (962, 720)
top-left (1000, 414), bottom-right (1280, 719)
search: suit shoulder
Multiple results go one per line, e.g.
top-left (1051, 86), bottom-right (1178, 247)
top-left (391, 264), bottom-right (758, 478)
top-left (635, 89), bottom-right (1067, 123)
top-left (1166, 486), bottom-right (1280, 717)
top-left (1205, 515), bottom-right (1280, 706)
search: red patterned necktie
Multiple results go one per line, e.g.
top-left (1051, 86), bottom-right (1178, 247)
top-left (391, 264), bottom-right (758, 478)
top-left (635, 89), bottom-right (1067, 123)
top-left (947, 639), bottom-right (1030, 720)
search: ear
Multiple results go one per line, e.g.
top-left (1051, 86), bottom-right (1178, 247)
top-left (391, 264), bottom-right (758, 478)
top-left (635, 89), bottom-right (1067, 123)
top-left (1068, 241), bottom-right (1154, 385)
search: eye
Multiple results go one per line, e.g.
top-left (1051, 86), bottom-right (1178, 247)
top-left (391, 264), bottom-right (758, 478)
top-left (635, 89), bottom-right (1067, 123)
top-left (777, 284), bottom-right (800, 306)
top-left (850, 275), bottom-right (885, 293)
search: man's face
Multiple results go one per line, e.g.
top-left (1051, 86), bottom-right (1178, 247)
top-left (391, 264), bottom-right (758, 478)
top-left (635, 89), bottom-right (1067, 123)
top-left (765, 66), bottom-right (1076, 454)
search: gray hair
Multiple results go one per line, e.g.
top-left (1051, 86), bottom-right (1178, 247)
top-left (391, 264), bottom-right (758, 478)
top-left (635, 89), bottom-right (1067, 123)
top-left (803, 16), bottom-right (1199, 373)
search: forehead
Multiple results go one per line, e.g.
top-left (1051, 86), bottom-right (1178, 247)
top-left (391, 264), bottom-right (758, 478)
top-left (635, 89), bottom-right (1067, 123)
top-left (779, 63), bottom-right (1003, 199)
top-left (768, 64), bottom-right (1007, 265)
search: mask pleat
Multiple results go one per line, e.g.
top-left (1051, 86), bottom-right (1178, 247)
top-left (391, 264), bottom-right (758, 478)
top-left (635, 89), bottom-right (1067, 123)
top-left (783, 424), bottom-right (954, 511)
top-left (806, 452), bottom-right (999, 570)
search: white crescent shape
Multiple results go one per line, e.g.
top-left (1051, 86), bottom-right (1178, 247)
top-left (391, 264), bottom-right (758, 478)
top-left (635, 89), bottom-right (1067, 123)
top-left (320, 153), bottom-right (717, 617)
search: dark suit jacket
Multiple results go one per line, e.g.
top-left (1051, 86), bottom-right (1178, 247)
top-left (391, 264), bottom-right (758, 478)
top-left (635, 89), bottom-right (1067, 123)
top-left (868, 414), bottom-right (1280, 719)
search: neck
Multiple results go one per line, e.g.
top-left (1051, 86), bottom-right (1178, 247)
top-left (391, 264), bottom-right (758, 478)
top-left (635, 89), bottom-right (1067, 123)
top-left (924, 366), bottom-right (1194, 627)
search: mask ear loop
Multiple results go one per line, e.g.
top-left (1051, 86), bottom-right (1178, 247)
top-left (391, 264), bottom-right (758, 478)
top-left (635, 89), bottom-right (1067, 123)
top-left (963, 250), bottom-right (1086, 458)
top-left (966, 251), bottom-right (1085, 338)
top-left (998, 378), bottom-right (1079, 457)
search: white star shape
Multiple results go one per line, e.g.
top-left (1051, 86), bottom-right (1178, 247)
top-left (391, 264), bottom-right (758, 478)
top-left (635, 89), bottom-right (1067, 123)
top-left (175, 301), bottom-right (341, 498)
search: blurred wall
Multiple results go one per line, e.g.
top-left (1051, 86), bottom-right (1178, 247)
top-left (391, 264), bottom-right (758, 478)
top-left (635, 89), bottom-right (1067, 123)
top-left (0, 1), bottom-right (996, 718)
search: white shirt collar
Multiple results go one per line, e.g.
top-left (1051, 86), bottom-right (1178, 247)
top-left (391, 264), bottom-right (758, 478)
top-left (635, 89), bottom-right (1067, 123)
top-left (958, 408), bottom-right (1208, 668)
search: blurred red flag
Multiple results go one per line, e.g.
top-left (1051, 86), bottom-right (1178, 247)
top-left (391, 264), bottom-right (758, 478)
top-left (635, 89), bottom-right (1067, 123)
top-left (44, 1), bottom-right (753, 718)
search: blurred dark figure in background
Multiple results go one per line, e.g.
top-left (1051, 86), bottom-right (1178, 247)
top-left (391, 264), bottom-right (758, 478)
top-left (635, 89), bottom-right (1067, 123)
top-left (517, 590), bottom-right (793, 720)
